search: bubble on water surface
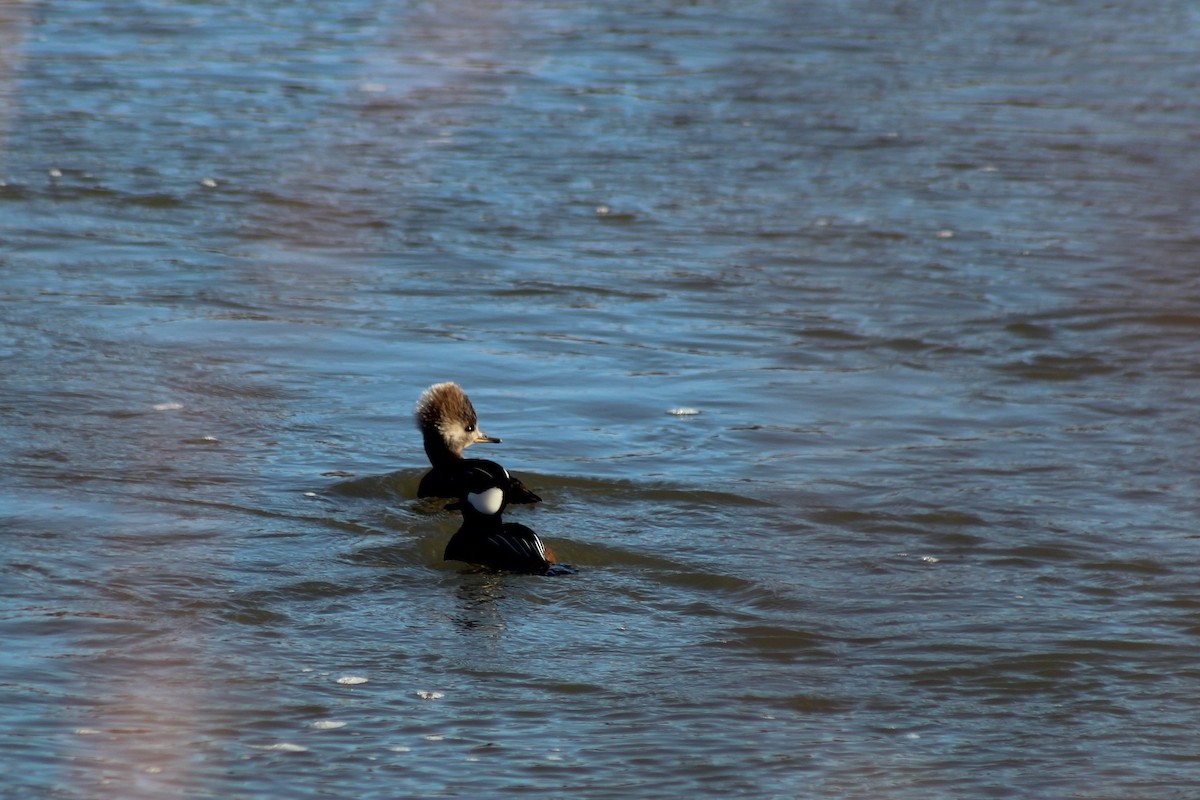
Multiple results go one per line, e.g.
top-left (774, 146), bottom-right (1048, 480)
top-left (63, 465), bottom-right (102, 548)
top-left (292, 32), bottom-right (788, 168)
top-left (667, 408), bottom-right (701, 416)
top-left (336, 675), bottom-right (368, 685)
top-left (312, 720), bottom-right (347, 730)
top-left (152, 402), bottom-right (184, 412)
top-left (181, 436), bottom-right (219, 446)
top-left (594, 204), bottom-right (637, 221)
top-left (251, 743), bottom-right (308, 753)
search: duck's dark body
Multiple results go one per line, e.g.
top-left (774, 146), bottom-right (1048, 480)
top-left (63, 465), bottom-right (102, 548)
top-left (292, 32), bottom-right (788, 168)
top-left (442, 460), bottom-right (570, 576)
top-left (418, 458), bottom-right (541, 504)
top-left (444, 518), bottom-right (556, 575)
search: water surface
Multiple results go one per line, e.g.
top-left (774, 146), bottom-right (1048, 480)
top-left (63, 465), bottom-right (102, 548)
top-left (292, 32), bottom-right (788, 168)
top-left (3, 1), bottom-right (1200, 797)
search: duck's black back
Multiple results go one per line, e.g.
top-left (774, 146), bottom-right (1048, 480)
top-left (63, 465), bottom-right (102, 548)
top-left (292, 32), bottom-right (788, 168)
top-left (444, 520), bottom-right (552, 574)
top-left (418, 458), bottom-right (541, 504)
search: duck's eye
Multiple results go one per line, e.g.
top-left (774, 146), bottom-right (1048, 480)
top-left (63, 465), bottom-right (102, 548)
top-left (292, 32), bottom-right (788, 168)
top-left (465, 424), bottom-right (475, 432)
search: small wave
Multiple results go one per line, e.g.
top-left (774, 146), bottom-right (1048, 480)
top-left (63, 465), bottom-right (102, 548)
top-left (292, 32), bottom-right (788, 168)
top-left (995, 353), bottom-right (1118, 381)
top-left (327, 470), bottom-right (424, 500)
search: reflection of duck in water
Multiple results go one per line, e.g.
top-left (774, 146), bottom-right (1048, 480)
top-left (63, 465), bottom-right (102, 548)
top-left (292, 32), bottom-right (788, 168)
top-left (444, 461), bottom-right (571, 576)
top-left (413, 382), bottom-right (540, 504)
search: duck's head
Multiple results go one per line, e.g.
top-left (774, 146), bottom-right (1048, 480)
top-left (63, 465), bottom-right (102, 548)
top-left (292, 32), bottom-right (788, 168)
top-left (414, 382), bottom-right (501, 462)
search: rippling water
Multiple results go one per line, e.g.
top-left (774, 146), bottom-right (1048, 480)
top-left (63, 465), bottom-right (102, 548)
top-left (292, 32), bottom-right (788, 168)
top-left (4, 1), bottom-right (1200, 797)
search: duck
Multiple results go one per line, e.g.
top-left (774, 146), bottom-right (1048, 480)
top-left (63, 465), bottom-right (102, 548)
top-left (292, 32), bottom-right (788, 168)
top-left (443, 461), bottom-right (570, 575)
top-left (413, 382), bottom-right (541, 503)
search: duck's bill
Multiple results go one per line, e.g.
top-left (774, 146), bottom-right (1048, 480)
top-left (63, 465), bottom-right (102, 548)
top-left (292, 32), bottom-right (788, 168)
top-left (474, 433), bottom-right (502, 444)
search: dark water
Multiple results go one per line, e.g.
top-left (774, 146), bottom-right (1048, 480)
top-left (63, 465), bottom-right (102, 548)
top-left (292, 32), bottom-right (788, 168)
top-left (3, 1), bottom-right (1200, 797)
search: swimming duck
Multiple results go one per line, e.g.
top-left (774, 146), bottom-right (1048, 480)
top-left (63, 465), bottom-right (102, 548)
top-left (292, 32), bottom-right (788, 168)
top-left (413, 382), bottom-right (541, 503)
top-left (443, 461), bottom-right (569, 575)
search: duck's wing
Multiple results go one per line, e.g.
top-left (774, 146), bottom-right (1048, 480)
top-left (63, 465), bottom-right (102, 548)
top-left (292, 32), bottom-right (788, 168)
top-left (505, 477), bottom-right (542, 504)
top-left (445, 524), bottom-right (571, 575)
top-left (486, 523), bottom-right (553, 569)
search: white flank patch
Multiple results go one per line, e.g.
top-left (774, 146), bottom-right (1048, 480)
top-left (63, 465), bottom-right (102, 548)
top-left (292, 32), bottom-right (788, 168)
top-left (467, 487), bottom-right (504, 515)
top-left (336, 675), bottom-right (368, 686)
top-left (153, 402), bottom-right (184, 412)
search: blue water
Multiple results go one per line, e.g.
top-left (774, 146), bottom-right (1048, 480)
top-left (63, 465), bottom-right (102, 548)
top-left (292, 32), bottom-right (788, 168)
top-left (4, 1), bottom-right (1200, 797)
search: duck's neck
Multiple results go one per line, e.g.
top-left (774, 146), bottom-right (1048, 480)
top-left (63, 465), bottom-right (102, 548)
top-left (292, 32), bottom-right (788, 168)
top-left (423, 432), bottom-right (461, 467)
top-left (459, 514), bottom-right (504, 534)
